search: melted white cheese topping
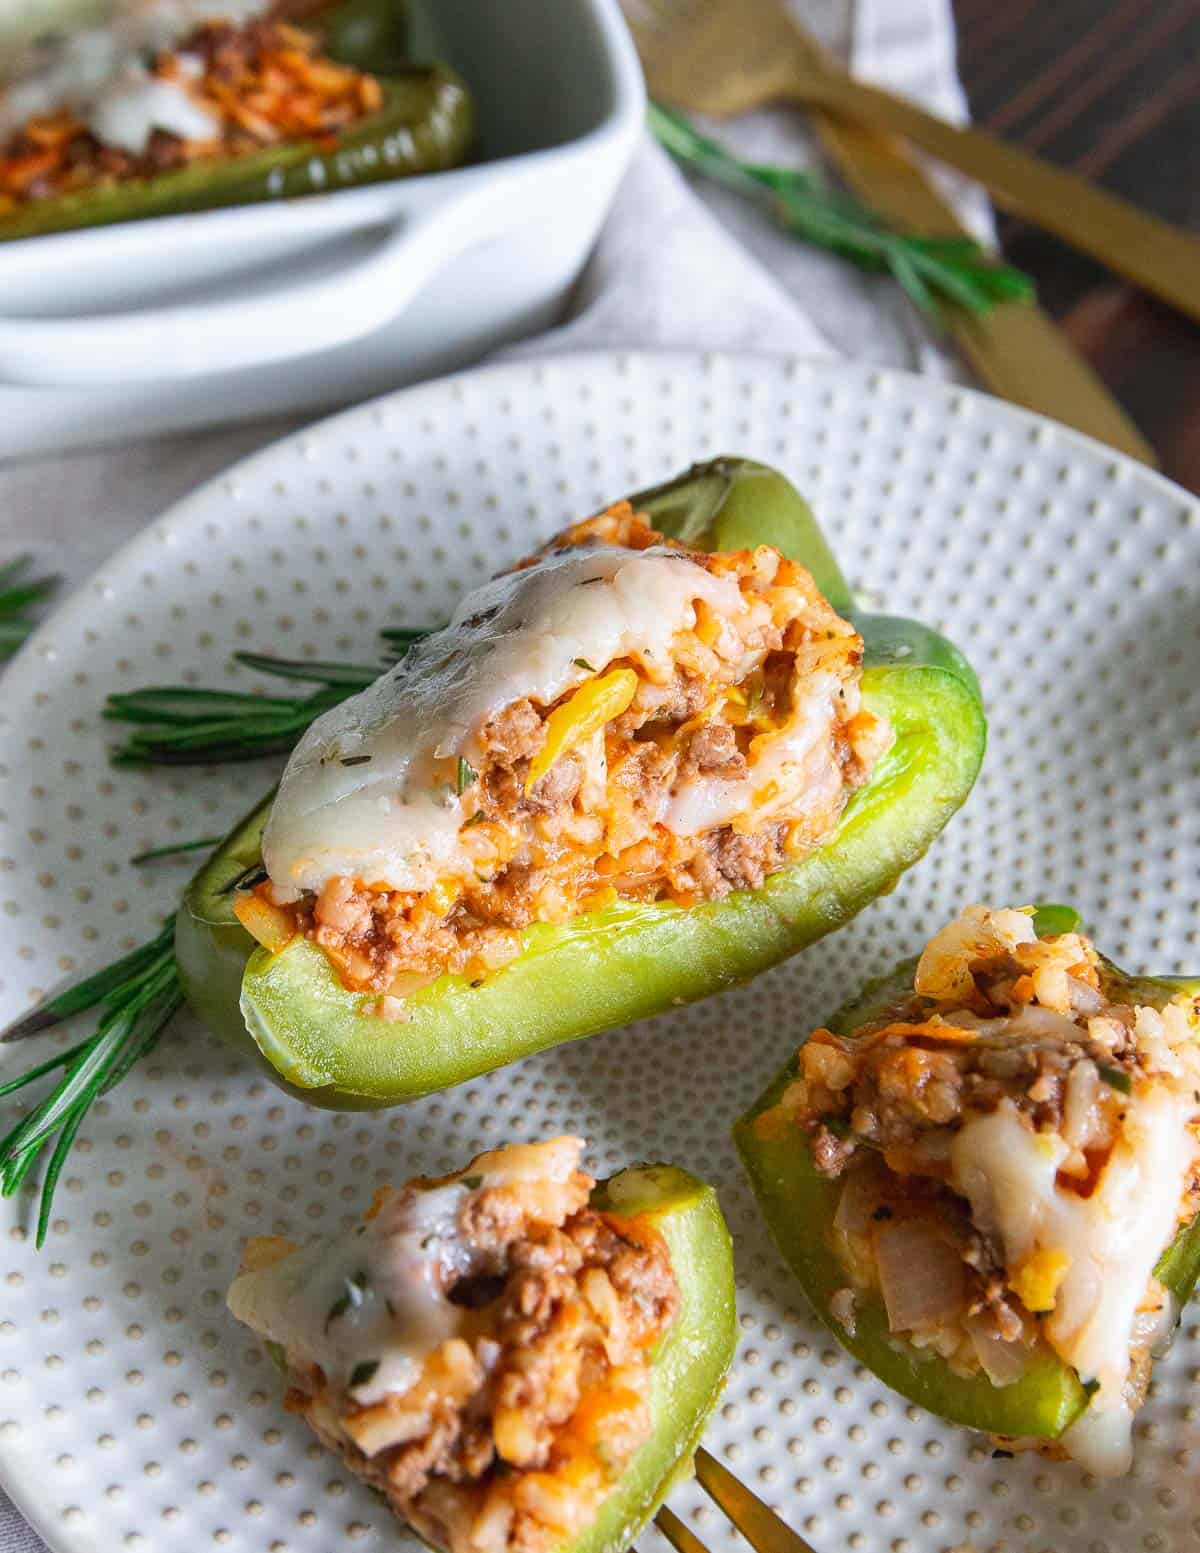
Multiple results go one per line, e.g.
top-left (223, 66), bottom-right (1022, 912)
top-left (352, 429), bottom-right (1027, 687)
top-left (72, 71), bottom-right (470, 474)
top-left (263, 545), bottom-right (746, 897)
top-left (0, 0), bottom-right (268, 149)
top-left (228, 1179), bottom-right (468, 1409)
top-left (86, 64), bottom-right (217, 151)
top-left (951, 1087), bottom-right (1197, 1476)
top-left (227, 1136), bottom-right (586, 1416)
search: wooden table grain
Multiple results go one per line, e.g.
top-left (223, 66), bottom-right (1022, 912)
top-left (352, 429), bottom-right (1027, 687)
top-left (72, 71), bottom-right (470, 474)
top-left (953, 0), bottom-right (1200, 492)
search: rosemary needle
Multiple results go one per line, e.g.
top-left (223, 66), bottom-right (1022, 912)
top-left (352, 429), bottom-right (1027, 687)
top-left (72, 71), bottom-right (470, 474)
top-left (0, 919), bottom-right (182, 1246)
top-left (648, 103), bottom-right (1034, 318)
top-left (106, 628), bottom-right (433, 767)
top-left (0, 556), bottom-right (59, 659)
top-left (130, 836), bottom-right (223, 865)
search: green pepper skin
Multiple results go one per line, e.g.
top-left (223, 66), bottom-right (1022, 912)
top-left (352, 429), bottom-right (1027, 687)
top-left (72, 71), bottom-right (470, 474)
top-left (630, 456), bottom-right (855, 620)
top-left (732, 913), bottom-right (1200, 1442)
top-left (577, 1163), bottom-right (736, 1553)
top-left (319, 0), bottom-right (413, 77)
top-left (0, 0), bottom-right (472, 244)
top-left (176, 456), bottom-right (986, 1107)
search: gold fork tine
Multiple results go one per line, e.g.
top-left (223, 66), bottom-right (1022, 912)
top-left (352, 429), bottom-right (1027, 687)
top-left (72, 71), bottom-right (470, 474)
top-left (691, 1447), bottom-right (819, 1553)
top-left (647, 1448), bottom-right (821, 1553)
top-left (619, 3), bottom-right (665, 69)
top-left (653, 1506), bottom-right (711, 1553)
top-left (642, 0), bottom-right (707, 20)
top-left (619, 0), bottom-right (664, 25)
top-left (624, 0), bottom-right (684, 19)
top-left (621, 0), bottom-right (806, 115)
top-left (621, 1), bottom-right (687, 75)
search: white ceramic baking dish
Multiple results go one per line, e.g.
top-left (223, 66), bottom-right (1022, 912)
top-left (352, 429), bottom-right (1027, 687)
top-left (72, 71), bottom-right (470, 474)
top-left (0, 0), bottom-right (644, 456)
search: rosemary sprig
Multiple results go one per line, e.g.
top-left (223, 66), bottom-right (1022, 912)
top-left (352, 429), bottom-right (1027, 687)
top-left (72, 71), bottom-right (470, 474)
top-left (649, 103), bottom-right (1034, 317)
top-left (106, 680), bottom-right (357, 766)
top-left (0, 622), bottom-right (440, 1231)
top-left (0, 556), bottom-right (60, 659)
top-left (104, 633), bottom-right (432, 767)
top-left (0, 920), bottom-right (181, 1246)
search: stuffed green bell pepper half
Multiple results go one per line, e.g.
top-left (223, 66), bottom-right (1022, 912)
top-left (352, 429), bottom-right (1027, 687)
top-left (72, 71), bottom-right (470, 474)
top-left (0, 0), bottom-right (472, 243)
top-left (176, 455), bottom-right (985, 1106)
top-left (735, 902), bottom-right (1200, 1476)
top-left (227, 1136), bottom-right (735, 1553)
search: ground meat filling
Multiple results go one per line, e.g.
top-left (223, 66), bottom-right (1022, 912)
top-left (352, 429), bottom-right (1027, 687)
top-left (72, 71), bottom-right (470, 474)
top-left (234, 1141), bottom-right (679, 1553)
top-left (780, 911), bottom-right (1191, 1175)
top-left (758, 905), bottom-right (1200, 1472)
top-left (320, 1208), bottom-right (676, 1552)
top-left (0, 20), bottom-right (382, 216)
top-left (249, 504), bottom-right (889, 999)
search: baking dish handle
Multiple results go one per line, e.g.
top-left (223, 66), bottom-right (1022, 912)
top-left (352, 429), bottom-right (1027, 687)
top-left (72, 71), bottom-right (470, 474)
top-left (0, 201), bottom-right (488, 387)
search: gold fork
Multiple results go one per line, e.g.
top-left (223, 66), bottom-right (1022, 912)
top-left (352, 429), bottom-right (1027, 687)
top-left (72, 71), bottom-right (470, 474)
top-left (625, 0), bottom-right (1200, 330)
top-left (649, 1446), bottom-right (818, 1553)
top-left (623, 0), bottom-right (1155, 465)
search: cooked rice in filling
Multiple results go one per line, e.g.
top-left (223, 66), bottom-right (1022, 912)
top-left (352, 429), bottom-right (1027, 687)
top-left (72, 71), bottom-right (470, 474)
top-left (242, 502), bottom-right (889, 998)
top-left (0, 19), bottom-right (381, 215)
top-left (227, 1138), bottom-right (678, 1553)
top-left (757, 904), bottom-right (1200, 1476)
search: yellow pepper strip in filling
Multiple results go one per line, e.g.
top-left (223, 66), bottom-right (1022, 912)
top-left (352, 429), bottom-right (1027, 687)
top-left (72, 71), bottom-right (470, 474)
top-left (1010, 1249), bottom-right (1072, 1313)
top-left (525, 668), bottom-right (639, 795)
top-left (234, 893), bottom-right (296, 956)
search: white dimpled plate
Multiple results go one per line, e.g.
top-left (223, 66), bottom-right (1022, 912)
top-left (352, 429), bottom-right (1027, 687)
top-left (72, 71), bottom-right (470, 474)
top-left (1, 351), bottom-right (1198, 1553)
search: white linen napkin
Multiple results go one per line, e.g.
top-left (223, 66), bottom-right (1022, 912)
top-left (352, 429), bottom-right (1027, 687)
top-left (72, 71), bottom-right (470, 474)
top-left (0, 2), bottom-right (986, 1546)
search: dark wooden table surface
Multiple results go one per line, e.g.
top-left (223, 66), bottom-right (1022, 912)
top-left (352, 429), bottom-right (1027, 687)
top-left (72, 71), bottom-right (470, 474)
top-left (953, 0), bottom-right (1200, 493)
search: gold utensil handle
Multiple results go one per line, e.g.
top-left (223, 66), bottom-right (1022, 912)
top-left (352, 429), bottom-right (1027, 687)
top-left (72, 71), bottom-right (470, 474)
top-left (797, 71), bottom-right (1200, 326)
top-left (811, 115), bottom-right (1156, 466)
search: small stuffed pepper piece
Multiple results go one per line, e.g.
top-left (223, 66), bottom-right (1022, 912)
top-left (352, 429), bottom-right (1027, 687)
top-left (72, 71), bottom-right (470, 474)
top-left (735, 904), bottom-right (1200, 1476)
top-left (227, 1137), bottom-right (735, 1553)
top-left (176, 457), bottom-right (986, 1107)
top-left (0, 0), bottom-right (472, 242)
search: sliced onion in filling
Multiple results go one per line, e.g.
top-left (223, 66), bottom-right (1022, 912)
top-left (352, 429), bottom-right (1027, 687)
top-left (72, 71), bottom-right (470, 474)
top-left (788, 905), bottom-right (1200, 1477)
top-left (962, 1314), bottom-right (1032, 1388)
top-left (874, 1219), bottom-right (967, 1332)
